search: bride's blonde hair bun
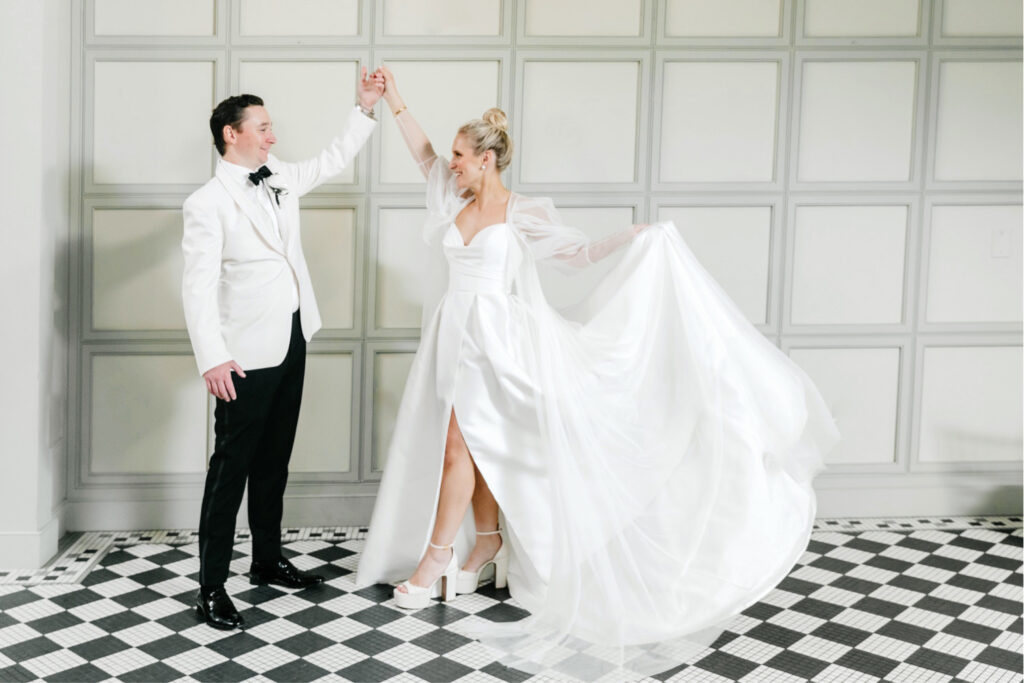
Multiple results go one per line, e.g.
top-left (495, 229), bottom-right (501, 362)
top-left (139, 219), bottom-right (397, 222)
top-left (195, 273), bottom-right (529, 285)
top-left (482, 107), bottom-right (509, 133)
top-left (458, 107), bottom-right (513, 171)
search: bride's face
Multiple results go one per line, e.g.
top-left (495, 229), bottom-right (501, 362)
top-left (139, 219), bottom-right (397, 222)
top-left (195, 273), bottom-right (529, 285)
top-left (449, 134), bottom-right (485, 189)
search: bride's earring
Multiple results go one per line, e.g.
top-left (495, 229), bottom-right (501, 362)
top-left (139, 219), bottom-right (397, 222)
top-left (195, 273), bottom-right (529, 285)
top-left (480, 164), bottom-right (486, 171)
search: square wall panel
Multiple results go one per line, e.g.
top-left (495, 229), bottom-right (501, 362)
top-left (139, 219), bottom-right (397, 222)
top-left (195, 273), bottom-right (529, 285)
top-left (919, 346), bottom-right (1023, 463)
top-left (291, 354), bottom-right (353, 473)
top-left (238, 60), bottom-right (360, 185)
top-left (380, 0), bottom-right (499, 36)
top-left (933, 61), bottom-right (1023, 182)
top-left (665, 0), bottom-right (782, 37)
top-left (301, 209), bottom-right (356, 330)
top-left (791, 206), bottom-right (907, 325)
top-left (94, 0), bottom-right (215, 36)
top-left (520, 61), bottom-right (639, 184)
top-left (381, 0), bottom-right (501, 36)
top-left (797, 61), bottom-right (917, 182)
top-left (525, 0), bottom-right (643, 37)
top-left (926, 205), bottom-right (1023, 323)
top-left (90, 355), bottom-right (207, 474)
top-left (379, 61), bottom-right (501, 185)
top-left (93, 61), bottom-right (214, 185)
top-left (804, 0), bottom-right (920, 37)
top-left (376, 208), bottom-right (430, 329)
top-left (790, 347), bottom-right (900, 465)
top-left (942, 0), bottom-right (1023, 37)
top-left (538, 207), bottom-right (635, 311)
top-left (659, 61), bottom-right (778, 183)
top-left (239, 0), bottom-right (360, 36)
top-left (372, 352), bottom-right (417, 471)
top-left (92, 209), bottom-right (185, 331)
top-left (658, 206), bottom-right (772, 324)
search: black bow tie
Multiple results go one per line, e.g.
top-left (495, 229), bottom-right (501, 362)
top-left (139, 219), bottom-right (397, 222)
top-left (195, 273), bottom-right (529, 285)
top-left (248, 165), bottom-right (272, 186)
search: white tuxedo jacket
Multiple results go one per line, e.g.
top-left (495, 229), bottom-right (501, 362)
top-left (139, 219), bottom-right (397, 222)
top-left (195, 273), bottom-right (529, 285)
top-left (182, 106), bottom-right (376, 376)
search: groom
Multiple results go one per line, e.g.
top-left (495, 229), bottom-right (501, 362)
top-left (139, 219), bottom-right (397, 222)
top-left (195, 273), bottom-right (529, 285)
top-left (182, 68), bottom-right (383, 629)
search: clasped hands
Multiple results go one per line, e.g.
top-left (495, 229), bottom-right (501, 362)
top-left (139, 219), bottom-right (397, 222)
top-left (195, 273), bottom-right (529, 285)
top-left (357, 66), bottom-right (387, 111)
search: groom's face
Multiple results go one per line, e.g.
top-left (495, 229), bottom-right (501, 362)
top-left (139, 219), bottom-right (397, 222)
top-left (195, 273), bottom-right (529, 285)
top-left (228, 105), bottom-right (276, 168)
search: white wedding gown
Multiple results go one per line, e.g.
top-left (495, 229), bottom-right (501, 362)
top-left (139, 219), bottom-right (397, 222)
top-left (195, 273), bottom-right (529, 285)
top-left (355, 158), bottom-right (841, 678)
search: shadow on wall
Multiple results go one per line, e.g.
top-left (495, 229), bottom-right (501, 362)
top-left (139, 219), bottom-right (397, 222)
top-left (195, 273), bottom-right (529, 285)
top-left (971, 485), bottom-right (1024, 517)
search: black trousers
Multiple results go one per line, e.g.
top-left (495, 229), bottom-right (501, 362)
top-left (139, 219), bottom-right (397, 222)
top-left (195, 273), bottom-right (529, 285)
top-left (198, 310), bottom-right (306, 588)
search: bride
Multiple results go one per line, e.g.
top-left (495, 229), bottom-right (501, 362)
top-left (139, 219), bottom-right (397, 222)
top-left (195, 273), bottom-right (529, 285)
top-left (355, 67), bottom-right (841, 677)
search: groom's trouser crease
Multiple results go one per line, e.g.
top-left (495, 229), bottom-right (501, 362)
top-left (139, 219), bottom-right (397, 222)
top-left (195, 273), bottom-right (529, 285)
top-left (198, 310), bottom-right (306, 587)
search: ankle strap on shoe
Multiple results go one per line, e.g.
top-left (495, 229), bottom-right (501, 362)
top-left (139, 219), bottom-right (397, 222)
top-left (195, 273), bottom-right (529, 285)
top-left (428, 540), bottom-right (453, 550)
top-left (476, 529), bottom-right (502, 536)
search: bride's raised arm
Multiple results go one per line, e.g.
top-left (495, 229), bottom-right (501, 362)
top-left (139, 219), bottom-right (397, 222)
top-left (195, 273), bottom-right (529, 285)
top-left (379, 66), bottom-right (438, 178)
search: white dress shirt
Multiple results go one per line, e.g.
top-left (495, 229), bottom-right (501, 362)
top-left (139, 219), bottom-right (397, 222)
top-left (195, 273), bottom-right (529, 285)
top-left (219, 158), bottom-right (300, 312)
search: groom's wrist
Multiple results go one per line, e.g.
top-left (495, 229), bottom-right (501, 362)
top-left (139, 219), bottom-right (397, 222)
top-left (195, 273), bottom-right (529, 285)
top-left (356, 99), bottom-right (376, 120)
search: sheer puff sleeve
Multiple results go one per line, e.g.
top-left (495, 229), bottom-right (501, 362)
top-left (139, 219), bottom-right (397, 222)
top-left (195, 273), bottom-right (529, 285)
top-left (422, 155), bottom-right (469, 247)
top-left (510, 194), bottom-right (637, 273)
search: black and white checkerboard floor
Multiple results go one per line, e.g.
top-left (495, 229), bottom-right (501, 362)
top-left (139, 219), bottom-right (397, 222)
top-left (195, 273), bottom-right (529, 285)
top-left (0, 518), bottom-right (1020, 682)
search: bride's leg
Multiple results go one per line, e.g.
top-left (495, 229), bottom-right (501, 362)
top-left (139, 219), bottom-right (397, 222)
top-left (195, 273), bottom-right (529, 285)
top-left (397, 408), bottom-right (475, 592)
top-left (463, 462), bottom-right (503, 572)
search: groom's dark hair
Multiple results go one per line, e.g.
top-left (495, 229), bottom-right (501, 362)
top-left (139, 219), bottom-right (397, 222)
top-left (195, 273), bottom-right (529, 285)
top-left (210, 94), bottom-right (265, 156)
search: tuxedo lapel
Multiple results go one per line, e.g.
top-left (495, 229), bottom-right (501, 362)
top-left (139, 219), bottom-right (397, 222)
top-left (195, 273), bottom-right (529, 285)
top-left (215, 163), bottom-right (284, 253)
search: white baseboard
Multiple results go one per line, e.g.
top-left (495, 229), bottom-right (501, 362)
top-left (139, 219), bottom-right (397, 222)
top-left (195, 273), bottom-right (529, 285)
top-left (0, 514), bottom-right (62, 569)
top-left (65, 494), bottom-right (378, 531)
top-left (63, 474), bottom-right (1021, 532)
top-left (815, 471), bottom-right (1022, 517)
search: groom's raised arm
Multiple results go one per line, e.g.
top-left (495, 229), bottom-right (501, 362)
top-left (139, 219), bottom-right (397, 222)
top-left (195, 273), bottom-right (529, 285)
top-left (273, 107), bottom-right (377, 197)
top-left (273, 67), bottom-right (383, 197)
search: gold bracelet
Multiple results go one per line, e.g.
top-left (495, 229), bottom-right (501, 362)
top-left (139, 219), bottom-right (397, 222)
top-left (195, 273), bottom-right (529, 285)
top-left (393, 105), bottom-right (407, 117)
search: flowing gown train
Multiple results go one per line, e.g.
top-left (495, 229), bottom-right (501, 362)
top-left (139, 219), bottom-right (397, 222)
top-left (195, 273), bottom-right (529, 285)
top-left (355, 158), bottom-right (841, 678)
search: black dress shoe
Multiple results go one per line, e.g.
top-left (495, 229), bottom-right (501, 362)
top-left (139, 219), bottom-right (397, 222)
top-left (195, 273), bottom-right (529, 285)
top-left (195, 585), bottom-right (243, 630)
top-left (249, 557), bottom-right (325, 589)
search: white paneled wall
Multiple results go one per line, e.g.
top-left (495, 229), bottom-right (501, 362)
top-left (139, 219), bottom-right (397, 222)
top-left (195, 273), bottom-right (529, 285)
top-left (67, 0), bottom-right (1022, 529)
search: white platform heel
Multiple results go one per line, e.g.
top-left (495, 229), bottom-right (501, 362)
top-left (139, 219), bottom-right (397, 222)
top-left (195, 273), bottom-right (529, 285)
top-left (455, 529), bottom-right (509, 595)
top-left (393, 541), bottom-right (458, 609)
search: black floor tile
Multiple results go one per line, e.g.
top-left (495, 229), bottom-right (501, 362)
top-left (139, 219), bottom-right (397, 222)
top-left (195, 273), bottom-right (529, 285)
top-left (264, 658), bottom-right (331, 682)
top-left (409, 656), bottom-right (475, 682)
top-left (744, 622), bottom-right (805, 649)
top-left (119, 661), bottom-right (183, 682)
top-left (411, 628), bottom-right (473, 655)
top-left (25, 610), bottom-right (83, 634)
top-left (481, 660), bottom-right (534, 682)
top-left (475, 602), bottom-right (531, 623)
top-left (276, 630), bottom-right (335, 657)
top-left (350, 604), bottom-right (405, 628)
top-left (905, 647), bottom-right (971, 676)
top-left (193, 659), bottom-right (259, 682)
top-left (834, 649), bottom-right (901, 678)
top-left (47, 662), bottom-right (109, 682)
top-left (976, 645), bottom-right (1024, 672)
top-left (205, 630), bottom-right (265, 658)
top-left (139, 633), bottom-right (198, 659)
top-left (764, 649), bottom-right (831, 679)
top-left (694, 649), bottom-right (759, 680)
top-left (1, 635), bottom-right (60, 661)
top-left (70, 634), bottom-right (130, 660)
top-left (876, 619), bottom-right (935, 646)
top-left (942, 618), bottom-right (1002, 645)
top-left (337, 657), bottom-right (402, 682)
top-left (343, 629), bottom-right (404, 656)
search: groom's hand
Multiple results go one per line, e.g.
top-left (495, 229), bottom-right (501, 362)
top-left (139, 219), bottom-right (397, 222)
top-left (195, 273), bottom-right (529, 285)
top-left (203, 361), bottom-right (247, 402)
top-left (357, 66), bottom-right (385, 109)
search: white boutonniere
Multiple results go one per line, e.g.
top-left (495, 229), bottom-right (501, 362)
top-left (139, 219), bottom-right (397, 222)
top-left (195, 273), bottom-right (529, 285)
top-left (265, 174), bottom-right (289, 207)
